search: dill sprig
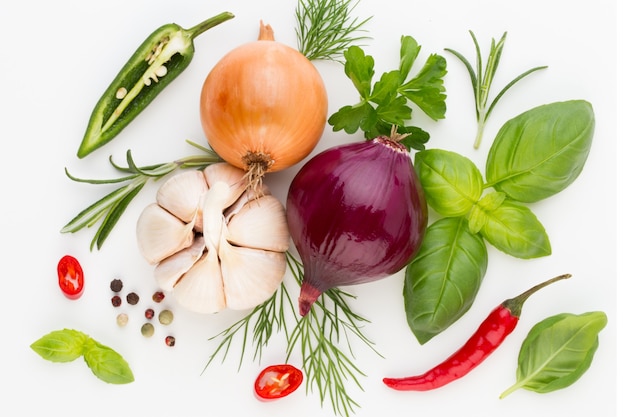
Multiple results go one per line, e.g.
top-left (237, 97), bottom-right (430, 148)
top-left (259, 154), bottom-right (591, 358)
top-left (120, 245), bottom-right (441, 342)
top-left (204, 252), bottom-right (380, 417)
top-left (60, 140), bottom-right (221, 250)
top-left (296, 0), bottom-right (372, 62)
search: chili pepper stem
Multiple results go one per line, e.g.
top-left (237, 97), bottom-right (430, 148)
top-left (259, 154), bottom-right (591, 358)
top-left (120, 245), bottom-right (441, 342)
top-left (185, 11), bottom-right (235, 39)
top-left (502, 273), bottom-right (571, 318)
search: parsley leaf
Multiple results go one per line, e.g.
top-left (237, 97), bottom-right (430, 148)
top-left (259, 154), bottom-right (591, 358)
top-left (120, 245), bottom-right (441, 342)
top-left (329, 35), bottom-right (447, 150)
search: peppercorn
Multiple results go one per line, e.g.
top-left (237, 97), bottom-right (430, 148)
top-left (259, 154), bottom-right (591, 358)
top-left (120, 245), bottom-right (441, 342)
top-left (165, 335), bottom-right (176, 347)
top-left (116, 313), bottom-right (129, 327)
top-left (152, 291), bottom-right (165, 303)
top-left (158, 309), bottom-right (174, 325)
top-left (111, 295), bottom-right (122, 307)
top-left (141, 323), bottom-right (155, 337)
top-left (126, 292), bottom-right (140, 305)
top-left (145, 308), bottom-right (155, 320)
top-left (110, 278), bottom-right (123, 292)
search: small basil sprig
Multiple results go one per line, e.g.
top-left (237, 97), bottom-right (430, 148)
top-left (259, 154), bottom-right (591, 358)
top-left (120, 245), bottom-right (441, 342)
top-left (404, 100), bottom-right (594, 343)
top-left (328, 35), bottom-right (447, 149)
top-left (445, 31), bottom-right (547, 149)
top-left (500, 311), bottom-right (607, 398)
top-left (31, 329), bottom-right (134, 384)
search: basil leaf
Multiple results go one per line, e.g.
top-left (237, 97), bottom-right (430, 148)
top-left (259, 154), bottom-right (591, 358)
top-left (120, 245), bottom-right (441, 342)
top-left (479, 198), bottom-right (551, 259)
top-left (500, 311), bottom-right (607, 398)
top-left (83, 338), bottom-right (135, 384)
top-left (486, 100), bottom-right (594, 203)
top-left (30, 329), bottom-right (88, 363)
top-left (415, 149), bottom-right (484, 217)
top-left (404, 217), bottom-right (488, 344)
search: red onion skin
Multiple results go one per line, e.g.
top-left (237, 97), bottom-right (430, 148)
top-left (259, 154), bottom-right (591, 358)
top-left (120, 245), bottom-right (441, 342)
top-left (286, 137), bottom-right (428, 316)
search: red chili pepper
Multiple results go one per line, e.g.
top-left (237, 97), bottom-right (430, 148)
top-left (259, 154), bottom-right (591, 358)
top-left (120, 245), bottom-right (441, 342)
top-left (254, 364), bottom-right (303, 400)
top-left (383, 273), bottom-right (571, 391)
top-left (57, 255), bottom-right (85, 299)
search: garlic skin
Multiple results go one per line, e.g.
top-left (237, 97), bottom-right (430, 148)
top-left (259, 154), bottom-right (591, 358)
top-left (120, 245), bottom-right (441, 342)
top-left (136, 162), bottom-right (290, 314)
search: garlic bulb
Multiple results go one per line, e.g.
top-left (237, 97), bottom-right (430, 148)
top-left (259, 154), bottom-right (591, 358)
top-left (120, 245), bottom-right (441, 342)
top-left (136, 162), bottom-right (290, 314)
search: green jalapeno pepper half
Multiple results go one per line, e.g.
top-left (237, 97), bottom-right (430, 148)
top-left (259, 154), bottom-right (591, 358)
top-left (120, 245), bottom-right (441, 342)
top-left (77, 11), bottom-right (235, 158)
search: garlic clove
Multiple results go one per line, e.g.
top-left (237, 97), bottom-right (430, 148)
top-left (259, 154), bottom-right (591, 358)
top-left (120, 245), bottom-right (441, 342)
top-left (224, 183), bottom-right (271, 222)
top-left (226, 195), bottom-right (290, 252)
top-left (172, 247), bottom-right (226, 314)
top-left (203, 162), bottom-right (247, 209)
top-left (219, 239), bottom-right (287, 310)
top-left (156, 170), bottom-right (208, 226)
top-left (154, 236), bottom-right (206, 291)
top-left (136, 203), bottom-right (195, 264)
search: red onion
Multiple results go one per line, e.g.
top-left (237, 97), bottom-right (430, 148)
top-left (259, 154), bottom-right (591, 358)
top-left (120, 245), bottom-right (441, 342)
top-left (286, 135), bottom-right (428, 316)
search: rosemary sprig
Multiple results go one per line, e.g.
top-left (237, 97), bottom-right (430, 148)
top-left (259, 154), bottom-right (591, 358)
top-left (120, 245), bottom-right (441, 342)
top-left (444, 31), bottom-right (547, 149)
top-left (204, 252), bottom-right (380, 417)
top-left (60, 140), bottom-right (221, 250)
top-left (296, 0), bottom-right (372, 62)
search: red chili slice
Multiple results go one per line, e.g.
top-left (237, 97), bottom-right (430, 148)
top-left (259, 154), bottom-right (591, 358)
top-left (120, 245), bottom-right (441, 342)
top-left (254, 364), bottom-right (303, 400)
top-left (57, 255), bottom-right (85, 299)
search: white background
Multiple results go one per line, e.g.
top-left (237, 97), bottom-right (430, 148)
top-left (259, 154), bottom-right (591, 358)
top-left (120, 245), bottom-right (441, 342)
top-left (1, 1), bottom-right (620, 416)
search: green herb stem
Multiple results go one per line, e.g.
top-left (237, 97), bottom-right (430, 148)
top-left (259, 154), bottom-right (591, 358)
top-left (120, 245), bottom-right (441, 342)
top-left (61, 141), bottom-right (221, 250)
top-left (445, 31), bottom-right (547, 149)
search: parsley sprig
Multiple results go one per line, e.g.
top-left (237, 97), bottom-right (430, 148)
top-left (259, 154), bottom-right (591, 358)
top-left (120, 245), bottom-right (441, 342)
top-left (329, 35), bottom-right (447, 150)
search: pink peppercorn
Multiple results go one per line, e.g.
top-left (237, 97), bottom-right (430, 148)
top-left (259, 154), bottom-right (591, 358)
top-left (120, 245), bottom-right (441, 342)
top-left (145, 308), bottom-right (155, 319)
top-left (165, 336), bottom-right (176, 347)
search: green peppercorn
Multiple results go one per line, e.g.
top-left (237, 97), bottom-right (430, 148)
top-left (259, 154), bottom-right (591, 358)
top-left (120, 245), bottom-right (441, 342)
top-left (158, 309), bottom-right (174, 325)
top-left (141, 323), bottom-right (155, 337)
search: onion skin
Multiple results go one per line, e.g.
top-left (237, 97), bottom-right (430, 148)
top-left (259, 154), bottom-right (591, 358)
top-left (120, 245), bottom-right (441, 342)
top-left (286, 137), bottom-right (428, 316)
top-left (199, 24), bottom-right (328, 174)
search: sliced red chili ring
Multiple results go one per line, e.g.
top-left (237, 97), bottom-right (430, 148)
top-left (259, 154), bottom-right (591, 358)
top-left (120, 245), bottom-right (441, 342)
top-left (57, 255), bottom-right (85, 299)
top-left (254, 364), bottom-right (303, 400)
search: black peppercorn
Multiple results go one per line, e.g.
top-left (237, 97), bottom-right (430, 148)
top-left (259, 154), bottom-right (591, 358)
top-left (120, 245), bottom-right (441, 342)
top-left (126, 292), bottom-right (140, 305)
top-left (110, 278), bottom-right (123, 292)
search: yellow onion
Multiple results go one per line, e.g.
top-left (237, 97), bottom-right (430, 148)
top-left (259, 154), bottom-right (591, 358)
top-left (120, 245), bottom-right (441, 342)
top-left (199, 22), bottom-right (328, 185)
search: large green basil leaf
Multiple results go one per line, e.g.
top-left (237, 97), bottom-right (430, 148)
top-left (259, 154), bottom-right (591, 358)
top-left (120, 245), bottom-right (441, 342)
top-left (30, 329), bottom-right (88, 363)
top-left (404, 216), bottom-right (488, 344)
top-left (415, 149), bottom-right (483, 217)
top-left (83, 338), bottom-right (135, 384)
top-left (500, 311), bottom-right (607, 398)
top-left (486, 100), bottom-right (594, 203)
top-left (479, 199), bottom-right (551, 259)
